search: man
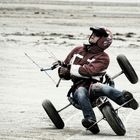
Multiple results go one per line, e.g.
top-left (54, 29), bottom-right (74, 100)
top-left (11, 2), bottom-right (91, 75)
top-left (58, 27), bottom-right (139, 134)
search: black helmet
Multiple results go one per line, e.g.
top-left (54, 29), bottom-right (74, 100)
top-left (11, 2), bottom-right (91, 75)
top-left (90, 27), bottom-right (108, 37)
top-left (88, 27), bottom-right (113, 50)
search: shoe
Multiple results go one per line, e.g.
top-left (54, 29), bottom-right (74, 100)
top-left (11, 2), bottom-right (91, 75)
top-left (82, 118), bottom-right (100, 134)
top-left (122, 90), bottom-right (139, 110)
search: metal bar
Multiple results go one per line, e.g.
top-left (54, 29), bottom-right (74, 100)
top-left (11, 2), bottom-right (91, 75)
top-left (40, 68), bottom-right (52, 71)
top-left (56, 78), bottom-right (61, 87)
top-left (87, 98), bottom-right (133, 131)
top-left (57, 103), bottom-right (71, 113)
top-left (111, 71), bottom-right (123, 80)
top-left (87, 117), bottom-right (104, 130)
top-left (115, 98), bottom-right (133, 111)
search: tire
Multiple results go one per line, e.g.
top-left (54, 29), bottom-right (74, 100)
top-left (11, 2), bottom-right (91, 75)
top-left (102, 105), bottom-right (126, 136)
top-left (117, 54), bottom-right (138, 84)
top-left (42, 99), bottom-right (64, 129)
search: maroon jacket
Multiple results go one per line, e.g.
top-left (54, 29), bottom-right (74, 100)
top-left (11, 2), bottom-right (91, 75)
top-left (64, 33), bottom-right (112, 89)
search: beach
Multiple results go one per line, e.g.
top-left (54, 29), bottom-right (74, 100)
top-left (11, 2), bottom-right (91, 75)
top-left (0, 0), bottom-right (140, 139)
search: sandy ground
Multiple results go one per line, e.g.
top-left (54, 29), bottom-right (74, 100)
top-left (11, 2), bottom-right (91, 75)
top-left (0, 1), bottom-right (140, 139)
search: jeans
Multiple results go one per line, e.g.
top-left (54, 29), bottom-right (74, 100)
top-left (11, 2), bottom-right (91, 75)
top-left (73, 83), bottom-right (126, 120)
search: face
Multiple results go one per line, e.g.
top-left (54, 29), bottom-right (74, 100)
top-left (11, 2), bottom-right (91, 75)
top-left (89, 34), bottom-right (100, 44)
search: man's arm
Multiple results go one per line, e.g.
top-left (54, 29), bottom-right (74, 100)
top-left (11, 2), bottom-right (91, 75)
top-left (70, 53), bottom-right (109, 78)
top-left (64, 46), bottom-right (82, 65)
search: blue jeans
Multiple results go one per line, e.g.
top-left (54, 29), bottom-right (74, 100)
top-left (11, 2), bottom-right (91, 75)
top-left (73, 83), bottom-right (126, 120)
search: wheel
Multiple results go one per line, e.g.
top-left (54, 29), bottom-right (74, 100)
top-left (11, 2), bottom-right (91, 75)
top-left (102, 105), bottom-right (126, 136)
top-left (42, 99), bottom-right (64, 129)
top-left (117, 54), bottom-right (138, 84)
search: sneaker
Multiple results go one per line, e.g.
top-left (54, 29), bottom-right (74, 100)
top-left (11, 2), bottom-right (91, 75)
top-left (123, 90), bottom-right (139, 110)
top-left (82, 118), bottom-right (100, 134)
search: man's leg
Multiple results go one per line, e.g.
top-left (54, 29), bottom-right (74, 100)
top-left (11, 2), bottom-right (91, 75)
top-left (73, 86), bottom-right (100, 134)
top-left (74, 87), bottom-right (95, 119)
top-left (90, 83), bottom-right (139, 110)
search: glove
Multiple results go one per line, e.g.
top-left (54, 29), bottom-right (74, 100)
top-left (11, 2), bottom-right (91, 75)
top-left (58, 66), bottom-right (71, 80)
top-left (104, 74), bottom-right (115, 87)
top-left (51, 60), bottom-right (63, 70)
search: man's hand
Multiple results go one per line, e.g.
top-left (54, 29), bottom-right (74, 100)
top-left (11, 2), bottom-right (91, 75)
top-left (51, 60), bottom-right (63, 70)
top-left (104, 74), bottom-right (115, 87)
top-left (58, 67), bottom-right (71, 80)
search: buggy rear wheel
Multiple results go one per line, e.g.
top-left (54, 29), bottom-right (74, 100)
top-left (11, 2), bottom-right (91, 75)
top-left (117, 54), bottom-right (138, 84)
top-left (42, 99), bottom-right (64, 129)
top-left (102, 105), bottom-right (126, 136)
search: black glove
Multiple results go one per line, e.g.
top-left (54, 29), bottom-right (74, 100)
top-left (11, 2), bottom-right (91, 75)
top-left (104, 74), bottom-right (115, 87)
top-left (58, 66), bottom-right (71, 80)
top-left (51, 60), bottom-right (63, 70)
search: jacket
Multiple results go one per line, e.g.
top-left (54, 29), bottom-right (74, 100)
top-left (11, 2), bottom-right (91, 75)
top-left (64, 44), bottom-right (110, 89)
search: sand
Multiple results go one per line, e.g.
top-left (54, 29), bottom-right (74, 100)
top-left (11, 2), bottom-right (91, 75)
top-left (0, 1), bottom-right (140, 139)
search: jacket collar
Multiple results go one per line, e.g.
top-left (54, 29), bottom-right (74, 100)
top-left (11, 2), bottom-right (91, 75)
top-left (84, 44), bottom-right (103, 54)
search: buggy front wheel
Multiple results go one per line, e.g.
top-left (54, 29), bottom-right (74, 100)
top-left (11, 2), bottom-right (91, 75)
top-left (42, 99), bottom-right (64, 129)
top-left (117, 54), bottom-right (138, 84)
top-left (102, 105), bottom-right (126, 136)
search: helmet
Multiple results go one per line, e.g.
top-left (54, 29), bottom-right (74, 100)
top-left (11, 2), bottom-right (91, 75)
top-left (89, 27), bottom-right (113, 50)
top-left (90, 27), bottom-right (108, 37)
